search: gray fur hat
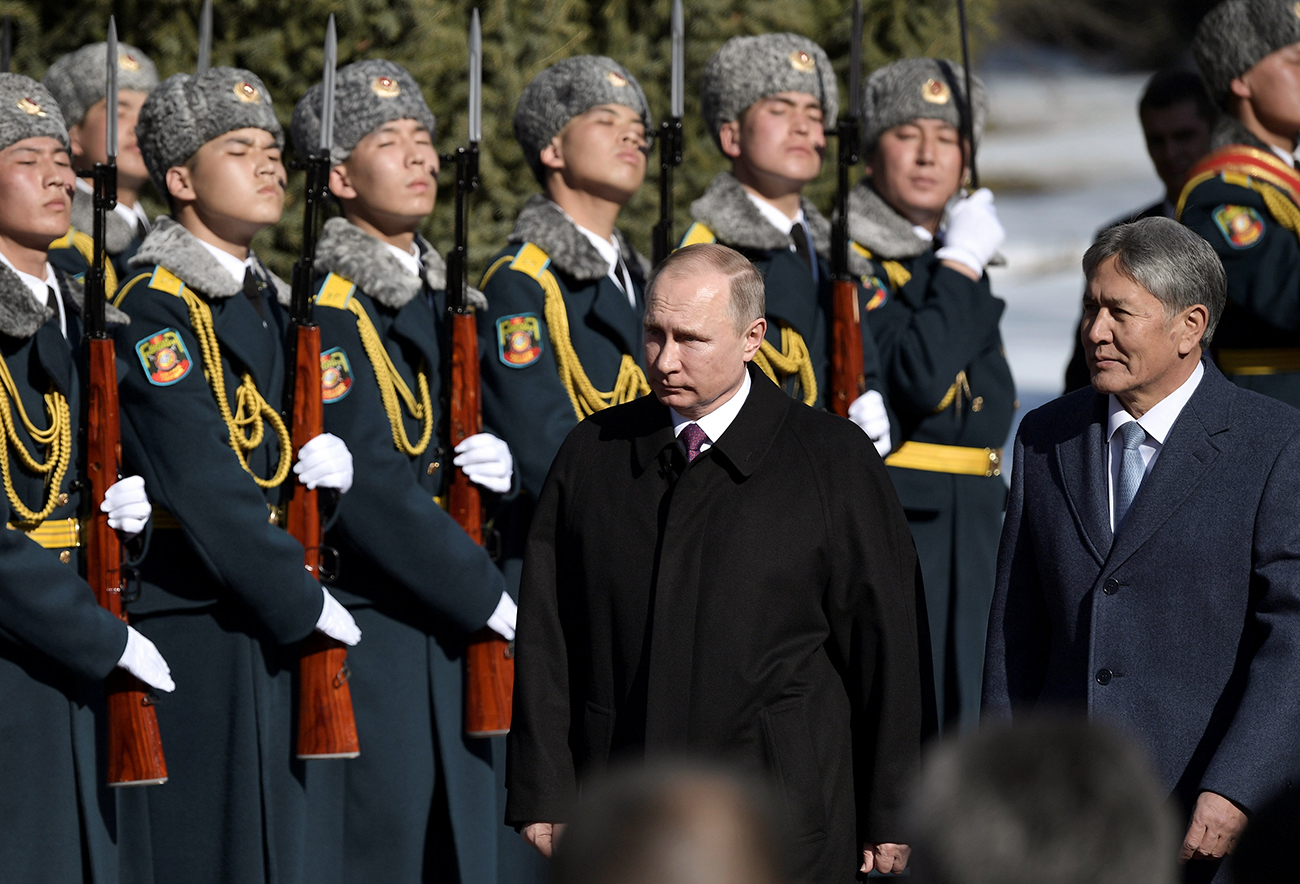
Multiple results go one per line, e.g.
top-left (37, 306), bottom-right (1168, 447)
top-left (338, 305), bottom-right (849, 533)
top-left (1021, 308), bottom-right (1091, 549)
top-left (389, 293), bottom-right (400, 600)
top-left (861, 57), bottom-right (987, 154)
top-left (699, 34), bottom-right (838, 147)
top-left (137, 67), bottom-right (284, 197)
top-left (292, 59), bottom-right (436, 165)
top-left (42, 42), bottom-right (159, 127)
top-left (1193, 0), bottom-right (1300, 111)
top-left (512, 56), bottom-right (652, 180)
top-left (0, 74), bottom-right (69, 152)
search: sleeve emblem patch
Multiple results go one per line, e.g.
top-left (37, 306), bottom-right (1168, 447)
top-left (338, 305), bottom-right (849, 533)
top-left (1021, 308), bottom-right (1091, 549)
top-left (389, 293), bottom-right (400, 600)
top-left (862, 275), bottom-right (889, 311)
top-left (320, 347), bottom-right (354, 403)
top-left (135, 328), bottom-right (192, 386)
top-left (1213, 205), bottom-right (1264, 249)
top-left (497, 313), bottom-right (543, 368)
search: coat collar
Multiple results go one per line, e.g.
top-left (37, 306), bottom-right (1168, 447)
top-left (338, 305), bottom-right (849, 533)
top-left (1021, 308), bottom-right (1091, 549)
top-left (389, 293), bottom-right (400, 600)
top-left (70, 186), bottom-right (137, 255)
top-left (689, 171), bottom-right (832, 256)
top-left (630, 363), bottom-right (789, 478)
top-left (130, 216), bottom-right (291, 305)
top-left (508, 194), bottom-right (648, 283)
top-left (0, 261), bottom-right (126, 340)
top-left (845, 180), bottom-right (933, 275)
top-left (1211, 115), bottom-right (1277, 155)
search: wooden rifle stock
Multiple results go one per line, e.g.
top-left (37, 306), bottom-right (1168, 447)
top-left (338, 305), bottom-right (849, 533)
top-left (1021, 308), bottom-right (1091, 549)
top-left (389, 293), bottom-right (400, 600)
top-left (287, 320), bottom-right (359, 759)
top-left (449, 309), bottom-right (514, 737)
top-left (829, 278), bottom-right (865, 418)
top-left (86, 336), bottom-right (169, 786)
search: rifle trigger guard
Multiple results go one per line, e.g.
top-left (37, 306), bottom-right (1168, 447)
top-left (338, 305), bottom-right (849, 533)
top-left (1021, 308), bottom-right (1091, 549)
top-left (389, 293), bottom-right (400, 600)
top-left (121, 565), bottom-right (142, 604)
top-left (316, 545), bottom-right (341, 583)
top-left (334, 660), bottom-right (352, 688)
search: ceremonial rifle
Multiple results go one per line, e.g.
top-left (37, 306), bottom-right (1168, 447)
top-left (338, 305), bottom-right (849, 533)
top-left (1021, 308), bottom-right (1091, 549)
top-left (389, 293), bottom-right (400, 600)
top-left (196, 0), bottom-right (211, 74)
top-left (651, 0), bottom-right (684, 266)
top-left (82, 17), bottom-right (168, 786)
top-left (285, 16), bottom-right (359, 760)
top-left (956, 0), bottom-right (978, 188)
top-left (442, 10), bottom-right (513, 738)
top-left (829, 0), bottom-right (865, 419)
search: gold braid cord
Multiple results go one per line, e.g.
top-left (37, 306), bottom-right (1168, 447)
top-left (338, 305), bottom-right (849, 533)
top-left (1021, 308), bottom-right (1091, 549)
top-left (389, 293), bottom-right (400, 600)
top-left (0, 358), bottom-right (71, 526)
top-left (538, 270), bottom-right (650, 420)
top-left (932, 370), bottom-right (972, 415)
top-left (344, 299), bottom-right (433, 456)
top-left (752, 323), bottom-right (818, 406)
top-left (181, 290), bottom-right (292, 488)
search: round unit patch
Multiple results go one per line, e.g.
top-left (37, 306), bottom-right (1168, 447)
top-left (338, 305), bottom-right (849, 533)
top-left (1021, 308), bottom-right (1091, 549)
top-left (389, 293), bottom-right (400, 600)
top-left (497, 313), bottom-right (543, 368)
top-left (320, 347), bottom-right (354, 403)
top-left (1213, 204), bottom-right (1264, 249)
top-left (136, 328), bottom-right (193, 386)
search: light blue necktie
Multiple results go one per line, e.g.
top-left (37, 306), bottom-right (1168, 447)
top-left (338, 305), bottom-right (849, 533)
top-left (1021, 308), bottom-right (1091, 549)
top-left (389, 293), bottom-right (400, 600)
top-left (1114, 421), bottom-right (1147, 532)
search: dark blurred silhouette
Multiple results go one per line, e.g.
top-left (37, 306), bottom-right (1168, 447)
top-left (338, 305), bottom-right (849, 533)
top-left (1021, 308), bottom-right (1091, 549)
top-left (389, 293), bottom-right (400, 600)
top-left (550, 760), bottom-right (790, 884)
top-left (905, 716), bottom-right (1178, 884)
top-left (1064, 69), bottom-right (1214, 393)
top-left (1230, 789), bottom-right (1300, 883)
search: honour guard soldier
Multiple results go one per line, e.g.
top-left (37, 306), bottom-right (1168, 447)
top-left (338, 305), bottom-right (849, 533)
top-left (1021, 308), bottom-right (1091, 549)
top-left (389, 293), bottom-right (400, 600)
top-left (110, 67), bottom-right (361, 884)
top-left (477, 56), bottom-right (652, 584)
top-left (851, 58), bottom-right (1014, 731)
top-left (682, 33), bottom-right (891, 455)
top-left (0, 73), bottom-right (170, 884)
top-left (1181, 0), bottom-right (1300, 407)
top-left (43, 40), bottom-right (158, 289)
top-left (291, 59), bottom-right (520, 884)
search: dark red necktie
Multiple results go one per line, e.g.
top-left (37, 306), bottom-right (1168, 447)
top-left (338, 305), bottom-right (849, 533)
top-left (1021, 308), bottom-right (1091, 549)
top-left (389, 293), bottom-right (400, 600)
top-left (680, 423), bottom-right (709, 463)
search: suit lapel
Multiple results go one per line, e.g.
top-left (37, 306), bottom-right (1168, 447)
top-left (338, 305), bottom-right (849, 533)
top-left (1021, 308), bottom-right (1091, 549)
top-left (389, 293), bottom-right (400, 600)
top-left (1055, 393), bottom-right (1112, 564)
top-left (1105, 369), bottom-right (1229, 570)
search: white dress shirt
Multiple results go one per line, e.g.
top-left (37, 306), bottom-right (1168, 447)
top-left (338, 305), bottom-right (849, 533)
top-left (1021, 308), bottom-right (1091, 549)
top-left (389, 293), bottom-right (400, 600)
top-left (196, 238), bottom-right (259, 286)
top-left (0, 251), bottom-right (65, 338)
top-left (384, 240), bottom-right (422, 278)
top-left (76, 177), bottom-right (150, 233)
top-left (1106, 361), bottom-right (1204, 530)
top-left (669, 369), bottom-right (752, 457)
top-left (549, 201), bottom-right (636, 307)
top-left (744, 191), bottom-right (819, 285)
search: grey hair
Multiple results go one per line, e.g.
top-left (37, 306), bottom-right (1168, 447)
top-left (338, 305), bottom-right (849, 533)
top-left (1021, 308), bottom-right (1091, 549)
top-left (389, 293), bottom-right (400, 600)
top-left (1082, 216), bottom-right (1226, 347)
top-left (905, 715), bottom-right (1177, 884)
top-left (646, 243), bottom-right (765, 334)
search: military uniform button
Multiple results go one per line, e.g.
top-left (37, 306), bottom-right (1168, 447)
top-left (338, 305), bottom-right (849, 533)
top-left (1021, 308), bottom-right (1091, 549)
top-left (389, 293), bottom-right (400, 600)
top-left (1103, 578), bottom-right (1119, 595)
top-left (57, 492), bottom-right (68, 506)
top-left (59, 550), bottom-right (71, 564)
top-left (1095, 668), bottom-right (1112, 685)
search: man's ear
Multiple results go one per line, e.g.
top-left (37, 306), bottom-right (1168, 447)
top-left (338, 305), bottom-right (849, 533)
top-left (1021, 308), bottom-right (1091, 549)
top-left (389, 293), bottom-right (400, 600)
top-left (539, 134), bottom-right (566, 173)
top-left (1177, 304), bottom-right (1209, 356)
top-left (1229, 74), bottom-right (1252, 102)
top-left (718, 120), bottom-right (743, 160)
top-left (329, 163), bottom-right (356, 201)
top-left (165, 165), bottom-right (195, 204)
top-left (67, 122), bottom-right (85, 165)
top-left (741, 316), bottom-right (768, 361)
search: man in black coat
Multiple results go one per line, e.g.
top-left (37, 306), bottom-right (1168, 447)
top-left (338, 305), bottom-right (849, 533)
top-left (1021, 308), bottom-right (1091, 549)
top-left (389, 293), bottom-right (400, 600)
top-left (507, 243), bottom-right (930, 882)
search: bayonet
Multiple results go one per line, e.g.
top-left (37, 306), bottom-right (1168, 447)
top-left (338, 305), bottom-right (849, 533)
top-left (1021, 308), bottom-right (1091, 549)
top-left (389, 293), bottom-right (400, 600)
top-left (196, 0), bottom-right (212, 74)
top-left (652, 0), bottom-right (685, 266)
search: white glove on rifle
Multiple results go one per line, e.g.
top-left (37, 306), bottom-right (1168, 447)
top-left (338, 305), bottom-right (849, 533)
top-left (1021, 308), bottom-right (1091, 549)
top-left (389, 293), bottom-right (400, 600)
top-left (935, 188), bottom-right (1005, 276)
top-left (848, 390), bottom-right (892, 458)
top-left (454, 433), bottom-right (514, 495)
top-left (116, 625), bottom-right (175, 692)
top-left (294, 432), bottom-right (354, 494)
top-left (486, 591), bottom-right (517, 642)
top-left (102, 475), bottom-right (151, 538)
top-left (315, 587), bottom-right (361, 646)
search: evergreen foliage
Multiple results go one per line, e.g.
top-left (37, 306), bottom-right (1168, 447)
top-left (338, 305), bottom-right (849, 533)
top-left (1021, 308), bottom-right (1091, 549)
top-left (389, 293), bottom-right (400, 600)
top-left (10, 0), bottom-right (992, 278)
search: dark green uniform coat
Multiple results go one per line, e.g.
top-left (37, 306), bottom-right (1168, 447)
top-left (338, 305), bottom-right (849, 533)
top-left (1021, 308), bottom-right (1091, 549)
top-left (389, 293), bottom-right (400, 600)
top-left (1178, 118), bottom-right (1300, 407)
top-left (50, 187), bottom-right (147, 291)
top-left (303, 218), bottom-right (510, 884)
top-left (111, 218), bottom-right (324, 884)
top-left (851, 181), bottom-right (1015, 731)
top-left (0, 267), bottom-right (130, 884)
top-left (682, 171), bottom-right (885, 410)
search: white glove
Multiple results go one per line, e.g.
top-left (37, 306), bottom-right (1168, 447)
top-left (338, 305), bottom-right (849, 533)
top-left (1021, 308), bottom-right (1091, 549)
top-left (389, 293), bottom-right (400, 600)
top-left (848, 390), bottom-right (892, 458)
top-left (314, 587), bottom-right (361, 646)
top-left (294, 432), bottom-right (354, 494)
top-left (116, 625), bottom-right (175, 692)
top-left (486, 591), bottom-right (517, 642)
top-left (935, 188), bottom-right (1005, 276)
top-left (454, 433), bottom-right (514, 495)
top-left (102, 474), bottom-right (151, 537)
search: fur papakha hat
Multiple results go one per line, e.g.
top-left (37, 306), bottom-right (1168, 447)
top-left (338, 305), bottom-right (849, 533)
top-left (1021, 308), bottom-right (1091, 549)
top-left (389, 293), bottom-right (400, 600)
top-left (699, 33), bottom-right (839, 147)
top-left (512, 55), bottom-right (652, 180)
top-left (861, 57), bottom-right (987, 154)
top-left (292, 59), bottom-right (436, 165)
top-left (1193, 0), bottom-right (1300, 111)
top-left (0, 74), bottom-right (69, 153)
top-left (136, 67), bottom-right (284, 197)
top-left (42, 42), bottom-right (159, 127)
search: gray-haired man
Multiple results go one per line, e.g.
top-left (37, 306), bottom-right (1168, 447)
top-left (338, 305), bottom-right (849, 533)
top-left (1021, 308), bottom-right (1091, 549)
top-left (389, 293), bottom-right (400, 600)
top-left (985, 216), bottom-right (1300, 882)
